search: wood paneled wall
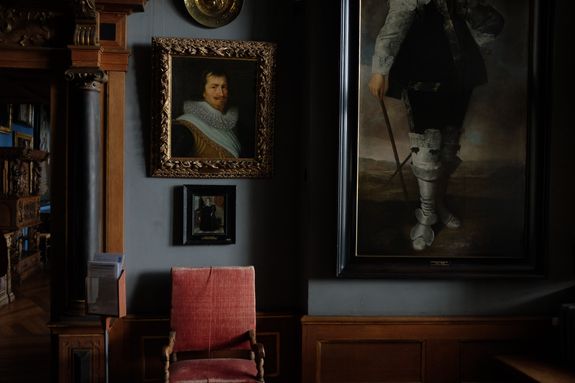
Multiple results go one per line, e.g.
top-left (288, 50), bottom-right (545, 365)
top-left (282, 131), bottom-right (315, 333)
top-left (109, 312), bottom-right (300, 383)
top-left (301, 316), bottom-right (554, 383)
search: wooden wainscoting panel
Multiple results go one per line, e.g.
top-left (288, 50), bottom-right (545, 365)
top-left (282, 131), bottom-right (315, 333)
top-left (301, 316), bottom-right (553, 383)
top-left (459, 340), bottom-right (533, 382)
top-left (258, 332), bottom-right (280, 377)
top-left (142, 336), bottom-right (169, 382)
top-left (108, 317), bottom-right (126, 383)
top-left (256, 312), bottom-right (300, 383)
top-left (57, 334), bottom-right (105, 383)
top-left (109, 316), bottom-right (169, 383)
top-left (318, 340), bottom-right (422, 383)
top-left (425, 340), bottom-right (459, 383)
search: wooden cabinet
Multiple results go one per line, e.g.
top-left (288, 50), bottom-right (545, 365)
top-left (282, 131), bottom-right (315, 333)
top-left (0, 147), bottom-right (48, 287)
top-left (50, 322), bottom-right (107, 383)
top-left (0, 209), bottom-right (12, 307)
top-left (0, 148), bottom-right (48, 198)
top-left (0, 277), bottom-right (11, 306)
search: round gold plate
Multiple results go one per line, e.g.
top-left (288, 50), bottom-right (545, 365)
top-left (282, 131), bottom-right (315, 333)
top-left (183, 0), bottom-right (244, 28)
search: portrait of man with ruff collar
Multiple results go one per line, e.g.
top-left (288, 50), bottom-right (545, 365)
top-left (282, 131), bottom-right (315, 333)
top-left (170, 57), bottom-right (257, 160)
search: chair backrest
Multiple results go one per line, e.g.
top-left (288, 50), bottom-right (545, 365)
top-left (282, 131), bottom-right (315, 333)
top-left (170, 266), bottom-right (256, 353)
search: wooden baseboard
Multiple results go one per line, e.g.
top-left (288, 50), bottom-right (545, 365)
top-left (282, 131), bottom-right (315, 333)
top-left (301, 316), bottom-right (554, 383)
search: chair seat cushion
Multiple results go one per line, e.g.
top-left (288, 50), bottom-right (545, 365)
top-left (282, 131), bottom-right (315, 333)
top-left (169, 358), bottom-right (259, 383)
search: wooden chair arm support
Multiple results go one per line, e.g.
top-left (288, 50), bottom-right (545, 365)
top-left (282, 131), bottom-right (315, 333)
top-left (163, 331), bottom-right (176, 383)
top-left (251, 342), bottom-right (265, 359)
top-left (248, 329), bottom-right (257, 344)
top-left (247, 329), bottom-right (265, 382)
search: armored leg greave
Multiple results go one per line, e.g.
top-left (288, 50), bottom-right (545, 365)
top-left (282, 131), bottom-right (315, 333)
top-left (409, 129), bottom-right (442, 251)
top-left (436, 126), bottom-right (461, 229)
top-left (409, 127), bottom-right (463, 251)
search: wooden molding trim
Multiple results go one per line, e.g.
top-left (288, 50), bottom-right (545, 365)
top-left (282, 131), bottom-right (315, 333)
top-left (104, 70), bottom-right (125, 252)
top-left (0, 48), bottom-right (68, 70)
top-left (99, 12), bottom-right (127, 49)
top-left (96, 0), bottom-right (147, 13)
top-left (101, 50), bottom-right (130, 72)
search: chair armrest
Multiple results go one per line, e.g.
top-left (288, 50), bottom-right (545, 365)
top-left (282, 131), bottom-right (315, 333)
top-left (253, 343), bottom-right (265, 382)
top-left (247, 329), bottom-right (257, 345)
top-left (248, 329), bottom-right (265, 382)
top-left (162, 331), bottom-right (176, 383)
top-left (251, 342), bottom-right (265, 358)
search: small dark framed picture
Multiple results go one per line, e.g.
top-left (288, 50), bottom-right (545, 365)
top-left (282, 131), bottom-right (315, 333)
top-left (174, 185), bottom-right (236, 245)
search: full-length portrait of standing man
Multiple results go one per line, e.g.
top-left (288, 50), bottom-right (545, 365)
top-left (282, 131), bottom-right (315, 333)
top-left (368, 0), bottom-right (504, 251)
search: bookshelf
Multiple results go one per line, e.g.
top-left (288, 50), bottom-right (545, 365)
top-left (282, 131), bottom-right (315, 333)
top-left (0, 147), bottom-right (48, 290)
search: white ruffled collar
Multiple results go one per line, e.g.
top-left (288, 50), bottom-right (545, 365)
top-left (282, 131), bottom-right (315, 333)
top-left (183, 100), bottom-right (238, 131)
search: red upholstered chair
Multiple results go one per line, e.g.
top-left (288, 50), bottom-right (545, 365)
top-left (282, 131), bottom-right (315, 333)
top-left (163, 266), bottom-right (265, 383)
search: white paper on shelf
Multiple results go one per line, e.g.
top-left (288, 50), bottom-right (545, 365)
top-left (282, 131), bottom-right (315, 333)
top-left (87, 260), bottom-right (120, 279)
top-left (94, 252), bottom-right (125, 268)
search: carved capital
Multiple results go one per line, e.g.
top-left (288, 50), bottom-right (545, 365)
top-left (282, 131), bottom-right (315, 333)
top-left (73, 20), bottom-right (99, 46)
top-left (72, 0), bottom-right (99, 46)
top-left (65, 68), bottom-right (108, 91)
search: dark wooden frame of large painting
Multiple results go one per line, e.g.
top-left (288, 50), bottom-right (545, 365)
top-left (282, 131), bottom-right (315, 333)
top-left (337, 0), bottom-right (551, 278)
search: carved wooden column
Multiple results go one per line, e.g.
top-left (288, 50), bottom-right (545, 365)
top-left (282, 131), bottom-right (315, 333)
top-left (51, 0), bottom-right (147, 378)
top-left (0, 0), bottom-right (145, 381)
top-left (65, 68), bottom-right (107, 315)
top-left (62, 0), bottom-right (106, 316)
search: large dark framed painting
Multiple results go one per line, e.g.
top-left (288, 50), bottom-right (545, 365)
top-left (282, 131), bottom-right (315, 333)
top-left (150, 37), bottom-right (276, 178)
top-left (337, 0), bottom-right (551, 277)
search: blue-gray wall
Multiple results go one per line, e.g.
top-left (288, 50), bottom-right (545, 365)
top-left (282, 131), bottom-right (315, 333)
top-left (125, 0), bottom-right (305, 314)
top-left (125, 0), bottom-right (574, 316)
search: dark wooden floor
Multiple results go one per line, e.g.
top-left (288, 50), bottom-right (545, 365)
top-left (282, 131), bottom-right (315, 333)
top-left (0, 268), bottom-right (51, 383)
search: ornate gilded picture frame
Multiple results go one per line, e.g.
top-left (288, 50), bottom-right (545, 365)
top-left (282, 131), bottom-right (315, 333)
top-left (337, 0), bottom-right (551, 277)
top-left (150, 37), bottom-right (276, 178)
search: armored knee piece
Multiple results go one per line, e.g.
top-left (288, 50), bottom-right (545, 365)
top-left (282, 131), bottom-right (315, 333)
top-left (409, 129), bottom-right (442, 251)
